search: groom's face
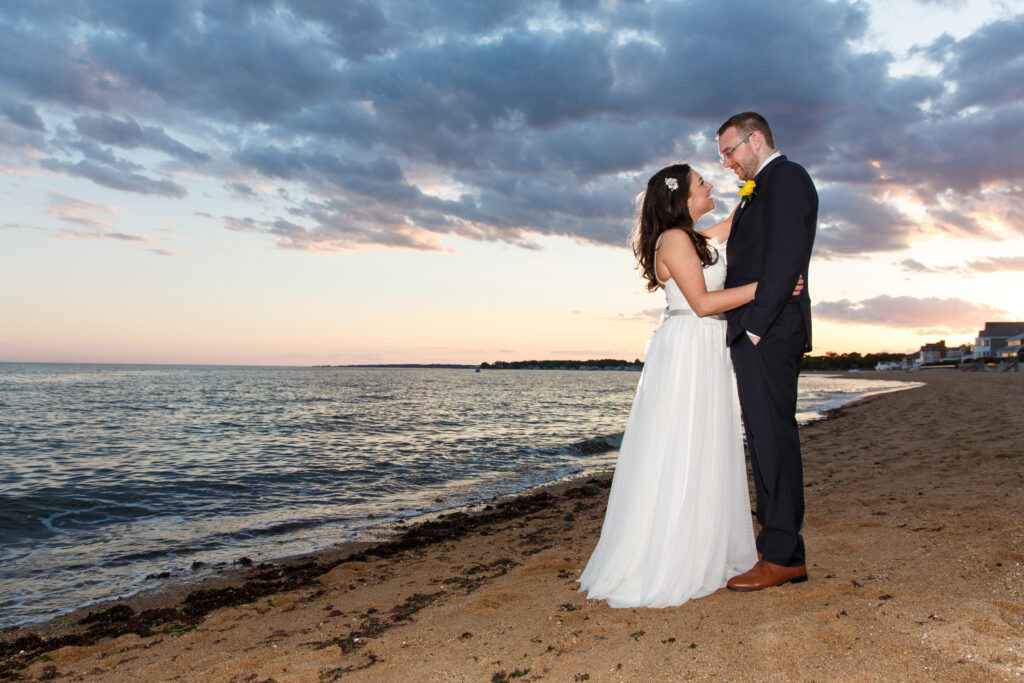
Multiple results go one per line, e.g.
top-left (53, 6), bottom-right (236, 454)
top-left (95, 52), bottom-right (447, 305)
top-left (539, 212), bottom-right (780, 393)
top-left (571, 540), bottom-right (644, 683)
top-left (718, 127), bottom-right (759, 182)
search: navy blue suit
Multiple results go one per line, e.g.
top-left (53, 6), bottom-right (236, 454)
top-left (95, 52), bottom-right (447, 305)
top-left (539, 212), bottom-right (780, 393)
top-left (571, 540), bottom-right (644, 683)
top-left (725, 154), bottom-right (817, 567)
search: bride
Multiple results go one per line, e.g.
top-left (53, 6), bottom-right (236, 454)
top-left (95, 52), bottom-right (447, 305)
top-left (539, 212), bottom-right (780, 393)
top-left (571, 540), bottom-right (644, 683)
top-left (578, 163), bottom-right (801, 608)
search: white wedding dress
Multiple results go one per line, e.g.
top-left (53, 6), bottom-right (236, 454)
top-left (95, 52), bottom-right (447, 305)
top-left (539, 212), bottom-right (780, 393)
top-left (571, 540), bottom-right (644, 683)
top-left (578, 237), bottom-right (757, 608)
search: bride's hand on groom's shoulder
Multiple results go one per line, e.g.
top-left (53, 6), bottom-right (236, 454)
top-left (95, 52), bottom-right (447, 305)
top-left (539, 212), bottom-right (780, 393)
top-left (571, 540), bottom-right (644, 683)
top-left (792, 275), bottom-right (804, 297)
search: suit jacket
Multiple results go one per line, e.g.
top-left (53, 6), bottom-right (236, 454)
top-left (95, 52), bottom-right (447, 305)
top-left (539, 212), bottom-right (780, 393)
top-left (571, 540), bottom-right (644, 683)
top-left (725, 155), bottom-right (817, 351)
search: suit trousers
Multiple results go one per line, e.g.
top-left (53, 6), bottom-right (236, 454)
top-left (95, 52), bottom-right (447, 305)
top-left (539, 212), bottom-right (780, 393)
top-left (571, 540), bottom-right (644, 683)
top-left (730, 325), bottom-right (806, 567)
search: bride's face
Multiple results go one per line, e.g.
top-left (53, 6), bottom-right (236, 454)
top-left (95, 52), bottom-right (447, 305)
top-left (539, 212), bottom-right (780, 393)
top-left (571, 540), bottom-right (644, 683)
top-left (687, 171), bottom-right (715, 220)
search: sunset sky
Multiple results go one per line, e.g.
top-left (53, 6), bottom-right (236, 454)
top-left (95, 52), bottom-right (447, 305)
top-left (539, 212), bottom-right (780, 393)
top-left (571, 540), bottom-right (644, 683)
top-left (2, 0), bottom-right (1022, 365)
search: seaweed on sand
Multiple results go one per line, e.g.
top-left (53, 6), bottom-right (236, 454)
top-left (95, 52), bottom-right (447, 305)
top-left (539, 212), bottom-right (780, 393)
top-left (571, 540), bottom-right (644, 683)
top-left (0, 486), bottom-right (586, 677)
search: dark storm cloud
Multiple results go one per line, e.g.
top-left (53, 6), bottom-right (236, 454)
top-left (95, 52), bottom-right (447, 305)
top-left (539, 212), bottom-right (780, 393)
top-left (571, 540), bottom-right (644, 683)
top-left (0, 0), bottom-right (1021, 253)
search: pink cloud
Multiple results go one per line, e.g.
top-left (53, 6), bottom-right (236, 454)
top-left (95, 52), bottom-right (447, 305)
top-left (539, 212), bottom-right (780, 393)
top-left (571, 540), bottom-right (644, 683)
top-left (815, 295), bottom-right (1007, 333)
top-left (45, 192), bottom-right (120, 229)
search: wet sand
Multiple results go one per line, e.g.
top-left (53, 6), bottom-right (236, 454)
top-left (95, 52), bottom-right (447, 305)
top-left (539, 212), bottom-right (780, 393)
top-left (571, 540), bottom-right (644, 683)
top-left (2, 370), bottom-right (1022, 681)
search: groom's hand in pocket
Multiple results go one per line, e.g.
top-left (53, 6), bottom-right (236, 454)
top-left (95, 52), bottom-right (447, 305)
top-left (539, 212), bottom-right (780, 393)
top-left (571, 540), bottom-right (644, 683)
top-left (792, 275), bottom-right (804, 297)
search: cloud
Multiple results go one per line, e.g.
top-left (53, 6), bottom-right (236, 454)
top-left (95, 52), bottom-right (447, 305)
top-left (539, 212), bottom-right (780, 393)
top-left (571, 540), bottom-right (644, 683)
top-left (150, 248), bottom-right (180, 256)
top-left (73, 115), bottom-right (209, 163)
top-left (58, 229), bottom-right (150, 243)
top-left (1, 100), bottom-right (44, 131)
top-left (923, 14), bottom-right (1024, 114)
top-left (814, 185), bottom-right (919, 258)
top-left (40, 158), bottom-right (187, 198)
top-left (225, 182), bottom-right (257, 198)
top-left (611, 307), bottom-right (667, 325)
top-left (45, 192), bottom-right (120, 228)
top-left (0, 0), bottom-right (1021, 255)
top-left (898, 258), bottom-right (934, 273)
top-left (896, 258), bottom-right (959, 274)
top-left (222, 216), bottom-right (262, 233)
top-left (814, 295), bottom-right (1007, 333)
top-left (220, 212), bottom-right (448, 252)
top-left (963, 256), bottom-right (1024, 273)
top-left (897, 255), bottom-right (1024, 274)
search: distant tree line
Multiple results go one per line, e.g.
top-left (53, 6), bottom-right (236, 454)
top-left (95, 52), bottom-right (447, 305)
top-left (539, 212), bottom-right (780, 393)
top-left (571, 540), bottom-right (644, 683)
top-left (800, 351), bottom-right (905, 371)
top-left (480, 353), bottom-right (915, 371)
top-left (480, 359), bottom-right (643, 370)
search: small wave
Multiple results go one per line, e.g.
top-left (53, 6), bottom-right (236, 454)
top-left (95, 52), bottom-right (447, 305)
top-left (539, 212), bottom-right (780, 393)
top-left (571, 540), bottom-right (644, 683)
top-left (232, 516), bottom-right (349, 539)
top-left (517, 432), bottom-right (624, 460)
top-left (569, 433), bottom-right (623, 455)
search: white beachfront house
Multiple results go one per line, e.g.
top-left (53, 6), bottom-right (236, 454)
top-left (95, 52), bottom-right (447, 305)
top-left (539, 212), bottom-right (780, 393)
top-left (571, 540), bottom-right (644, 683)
top-left (945, 344), bottom-right (971, 362)
top-left (907, 340), bottom-right (970, 368)
top-left (998, 333), bottom-right (1024, 360)
top-left (920, 340), bottom-right (947, 364)
top-left (972, 322), bottom-right (1024, 359)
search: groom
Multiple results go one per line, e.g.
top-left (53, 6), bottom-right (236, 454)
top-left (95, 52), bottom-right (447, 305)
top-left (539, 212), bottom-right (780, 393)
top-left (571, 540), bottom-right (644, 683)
top-left (717, 112), bottom-right (817, 591)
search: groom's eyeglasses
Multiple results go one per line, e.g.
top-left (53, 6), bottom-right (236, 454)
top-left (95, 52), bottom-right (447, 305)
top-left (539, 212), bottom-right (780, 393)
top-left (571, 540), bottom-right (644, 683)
top-left (720, 133), bottom-right (752, 160)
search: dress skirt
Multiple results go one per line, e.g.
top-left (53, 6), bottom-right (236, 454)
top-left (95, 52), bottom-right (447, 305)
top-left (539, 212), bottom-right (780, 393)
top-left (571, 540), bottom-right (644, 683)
top-left (578, 313), bottom-right (757, 608)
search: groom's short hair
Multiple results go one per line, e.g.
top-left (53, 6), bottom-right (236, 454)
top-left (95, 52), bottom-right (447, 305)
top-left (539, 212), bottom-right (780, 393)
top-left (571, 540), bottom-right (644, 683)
top-left (718, 112), bottom-right (775, 149)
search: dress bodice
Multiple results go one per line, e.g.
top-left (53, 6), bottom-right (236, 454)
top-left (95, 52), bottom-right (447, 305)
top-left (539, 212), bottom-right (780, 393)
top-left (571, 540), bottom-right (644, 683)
top-left (661, 238), bottom-right (727, 311)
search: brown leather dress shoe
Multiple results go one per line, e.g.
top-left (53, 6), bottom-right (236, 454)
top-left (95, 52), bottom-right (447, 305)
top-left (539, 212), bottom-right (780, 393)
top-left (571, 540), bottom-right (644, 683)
top-left (727, 560), bottom-right (808, 591)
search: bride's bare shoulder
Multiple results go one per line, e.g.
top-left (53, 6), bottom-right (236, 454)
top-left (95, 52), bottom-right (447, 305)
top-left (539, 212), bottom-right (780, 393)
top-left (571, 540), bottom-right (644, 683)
top-left (657, 228), bottom-right (691, 246)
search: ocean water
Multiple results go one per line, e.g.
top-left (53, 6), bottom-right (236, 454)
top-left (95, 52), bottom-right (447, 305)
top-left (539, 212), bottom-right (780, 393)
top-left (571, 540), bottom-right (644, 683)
top-left (0, 363), bottom-right (917, 628)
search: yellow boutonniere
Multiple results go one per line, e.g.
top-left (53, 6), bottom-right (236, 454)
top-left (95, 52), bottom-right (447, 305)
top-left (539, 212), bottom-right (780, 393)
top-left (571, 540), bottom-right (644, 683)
top-left (738, 180), bottom-right (756, 205)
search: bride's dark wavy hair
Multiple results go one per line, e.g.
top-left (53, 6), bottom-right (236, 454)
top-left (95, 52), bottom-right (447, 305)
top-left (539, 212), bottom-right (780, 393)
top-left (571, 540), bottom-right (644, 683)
top-left (632, 164), bottom-right (719, 292)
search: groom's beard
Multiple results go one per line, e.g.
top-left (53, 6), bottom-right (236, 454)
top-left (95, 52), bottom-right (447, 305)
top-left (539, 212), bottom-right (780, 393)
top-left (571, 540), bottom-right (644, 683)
top-left (733, 149), bottom-right (760, 181)
top-left (737, 160), bottom-right (758, 182)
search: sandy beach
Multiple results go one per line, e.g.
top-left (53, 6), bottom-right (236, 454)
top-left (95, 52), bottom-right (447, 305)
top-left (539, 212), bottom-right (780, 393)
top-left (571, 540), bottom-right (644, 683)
top-left (3, 370), bottom-right (1022, 681)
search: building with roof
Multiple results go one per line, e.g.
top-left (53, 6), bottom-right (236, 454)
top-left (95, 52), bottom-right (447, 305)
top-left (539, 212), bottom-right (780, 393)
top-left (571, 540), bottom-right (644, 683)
top-left (998, 333), bottom-right (1024, 360)
top-left (920, 340), bottom-right (947, 364)
top-left (945, 344), bottom-right (972, 362)
top-left (972, 322), bottom-right (1024, 359)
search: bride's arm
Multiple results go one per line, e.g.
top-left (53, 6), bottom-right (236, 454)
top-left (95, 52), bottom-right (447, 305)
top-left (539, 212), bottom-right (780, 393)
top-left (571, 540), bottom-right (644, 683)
top-left (698, 204), bottom-right (737, 242)
top-left (658, 230), bottom-right (755, 317)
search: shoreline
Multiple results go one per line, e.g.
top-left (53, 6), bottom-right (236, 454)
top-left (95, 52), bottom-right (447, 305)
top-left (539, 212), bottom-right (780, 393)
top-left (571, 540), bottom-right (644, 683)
top-left (1, 373), bottom-right (914, 635)
top-left (797, 374), bottom-right (925, 423)
top-left (4, 371), bottom-right (1022, 680)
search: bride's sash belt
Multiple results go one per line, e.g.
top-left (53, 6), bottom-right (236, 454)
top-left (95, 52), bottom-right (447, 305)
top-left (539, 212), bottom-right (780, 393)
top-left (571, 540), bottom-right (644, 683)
top-left (668, 309), bottom-right (726, 321)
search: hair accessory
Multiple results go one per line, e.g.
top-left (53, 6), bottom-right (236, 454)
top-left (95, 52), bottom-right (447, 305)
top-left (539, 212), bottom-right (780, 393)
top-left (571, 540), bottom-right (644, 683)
top-left (665, 177), bottom-right (679, 191)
